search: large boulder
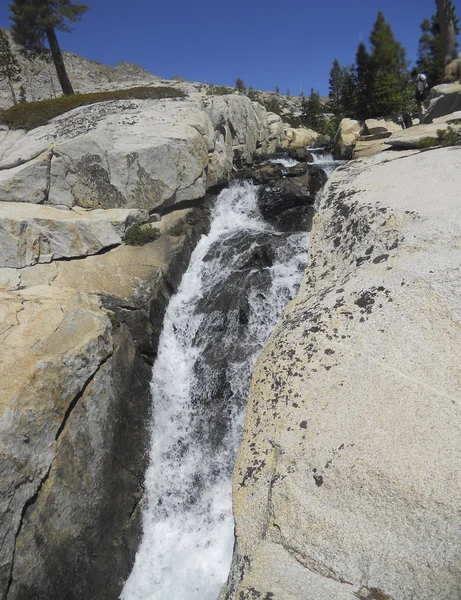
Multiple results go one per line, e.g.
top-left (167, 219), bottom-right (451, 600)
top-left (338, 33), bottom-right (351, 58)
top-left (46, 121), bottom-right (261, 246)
top-left (222, 147), bottom-right (461, 600)
top-left (333, 118), bottom-right (365, 159)
top-left (443, 58), bottom-right (461, 83)
top-left (353, 136), bottom-right (390, 158)
top-left (0, 95), bottom-right (269, 211)
top-left (266, 112), bottom-right (284, 144)
top-left (280, 127), bottom-right (318, 150)
top-left (422, 82), bottom-right (461, 123)
top-left (364, 117), bottom-right (402, 135)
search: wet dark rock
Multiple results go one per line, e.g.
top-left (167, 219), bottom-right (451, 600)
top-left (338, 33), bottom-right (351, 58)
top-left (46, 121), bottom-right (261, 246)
top-left (285, 163), bottom-right (308, 177)
top-left (234, 163), bottom-right (284, 185)
top-left (191, 230), bottom-right (292, 452)
top-left (287, 147), bottom-right (315, 162)
top-left (306, 164), bottom-right (329, 196)
top-left (257, 179), bottom-right (314, 224)
top-left (268, 206), bottom-right (315, 233)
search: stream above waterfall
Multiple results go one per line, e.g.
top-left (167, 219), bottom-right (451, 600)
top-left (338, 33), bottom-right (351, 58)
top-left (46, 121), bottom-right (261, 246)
top-left (121, 154), bottom-right (338, 600)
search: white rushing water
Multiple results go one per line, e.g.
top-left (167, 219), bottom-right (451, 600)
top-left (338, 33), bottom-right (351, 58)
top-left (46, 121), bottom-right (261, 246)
top-left (121, 181), bottom-right (310, 600)
top-left (267, 156), bottom-right (299, 167)
top-left (309, 147), bottom-right (345, 176)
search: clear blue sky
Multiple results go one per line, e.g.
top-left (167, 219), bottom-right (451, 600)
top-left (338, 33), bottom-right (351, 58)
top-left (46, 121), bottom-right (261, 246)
top-left (0, 0), bottom-right (459, 95)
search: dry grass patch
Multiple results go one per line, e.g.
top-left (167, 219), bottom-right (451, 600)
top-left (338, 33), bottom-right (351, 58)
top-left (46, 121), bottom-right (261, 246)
top-left (0, 86), bottom-right (186, 131)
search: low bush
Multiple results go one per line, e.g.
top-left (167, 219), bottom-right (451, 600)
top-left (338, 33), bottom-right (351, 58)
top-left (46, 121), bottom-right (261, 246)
top-left (0, 86), bottom-right (186, 131)
top-left (206, 85), bottom-right (233, 96)
top-left (123, 223), bottom-right (161, 246)
top-left (166, 221), bottom-right (186, 236)
top-left (416, 126), bottom-right (461, 149)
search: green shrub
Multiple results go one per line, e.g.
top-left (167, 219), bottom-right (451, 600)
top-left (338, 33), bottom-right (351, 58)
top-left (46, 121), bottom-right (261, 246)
top-left (166, 221), bottom-right (186, 236)
top-left (415, 126), bottom-right (460, 149)
top-left (246, 89), bottom-right (260, 102)
top-left (206, 85), bottom-right (233, 96)
top-left (0, 86), bottom-right (186, 130)
top-left (123, 223), bottom-right (161, 246)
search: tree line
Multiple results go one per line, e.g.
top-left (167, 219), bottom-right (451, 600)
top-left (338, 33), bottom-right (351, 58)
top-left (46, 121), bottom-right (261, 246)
top-left (0, 0), bottom-right (459, 116)
top-left (302, 1), bottom-right (460, 133)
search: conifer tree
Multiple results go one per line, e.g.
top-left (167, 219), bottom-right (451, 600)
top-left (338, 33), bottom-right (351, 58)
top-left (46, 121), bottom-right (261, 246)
top-left (0, 29), bottom-right (21, 104)
top-left (9, 0), bottom-right (88, 96)
top-left (368, 12), bottom-right (411, 116)
top-left (339, 67), bottom-right (358, 118)
top-left (302, 87), bottom-right (324, 131)
top-left (355, 42), bottom-right (371, 119)
top-left (235, 78), bottom-right (245, 92)
top-left (328, 59), bottom-right (343, 119)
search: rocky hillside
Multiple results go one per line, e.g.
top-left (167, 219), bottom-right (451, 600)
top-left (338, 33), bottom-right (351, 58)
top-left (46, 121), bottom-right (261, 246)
top-left (0, 29), bottom-right (163, 110)
top-left (0, 28), bottom-right (320, 126)
top-left (220, 144), bottom-right (461, 600)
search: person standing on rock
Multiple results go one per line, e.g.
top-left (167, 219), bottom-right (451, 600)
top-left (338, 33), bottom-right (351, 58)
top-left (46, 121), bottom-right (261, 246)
top-left (411, 69), bottom-right (429, 122)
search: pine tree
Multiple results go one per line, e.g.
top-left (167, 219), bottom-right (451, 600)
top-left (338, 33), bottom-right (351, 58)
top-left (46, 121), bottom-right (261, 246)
top-left (9, 0), bottom-right (88, 96)
top-left (355, 42), bottom-right (371, 119)
top-left (368, 11), bottom-right (411, 116)
top-left (235, 77), bottom-right (245, 92)
top-left (328, 59), bottom-right (343, 119)
top-left (302, 88), bottom-right (325, 131)
top-left (340, 67), bottom-right (358, 118)
top-left (0, 29), bottom-right (21, 105)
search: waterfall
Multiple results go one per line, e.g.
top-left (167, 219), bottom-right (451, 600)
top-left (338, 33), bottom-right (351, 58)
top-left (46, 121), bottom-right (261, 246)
top-left (121, 173), bottom-right (319, 599)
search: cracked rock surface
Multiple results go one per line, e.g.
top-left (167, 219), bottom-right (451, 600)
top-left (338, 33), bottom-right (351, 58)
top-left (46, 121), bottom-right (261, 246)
top-left (0, 94), bottom-right (270, 211)
top-left (0, 206), bottom-right (211, 600)
top-left (0, 203), bottom-right (147, 268)
top-left (221, 147), bottom-right (461, 600)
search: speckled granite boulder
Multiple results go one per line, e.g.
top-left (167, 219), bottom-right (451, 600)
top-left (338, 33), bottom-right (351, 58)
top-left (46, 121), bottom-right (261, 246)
top-left (221, 147), bottom-right (461, 600)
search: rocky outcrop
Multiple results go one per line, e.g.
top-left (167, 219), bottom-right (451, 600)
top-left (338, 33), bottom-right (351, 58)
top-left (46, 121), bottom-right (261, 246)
top-left (0, 203), bottom-right (146, 268)
top-left (279, 126), bottom-right (319, 150)
top-left (0, 94), bottom-right (269, 212)
top-left (364, 117), bottom-right (402, 135)
top-left (351, 117), bottom-right (404, 158)
top-left (385, 118), bottom-right (461, 148)
top-left (333, 118), bottom-right (365, 159)
top-left (422, 82), bottom-right (461, 123)
top-left (222, 147), bottom-right (461, 600)
top-left (0, 206), bottom-right (211, 600)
